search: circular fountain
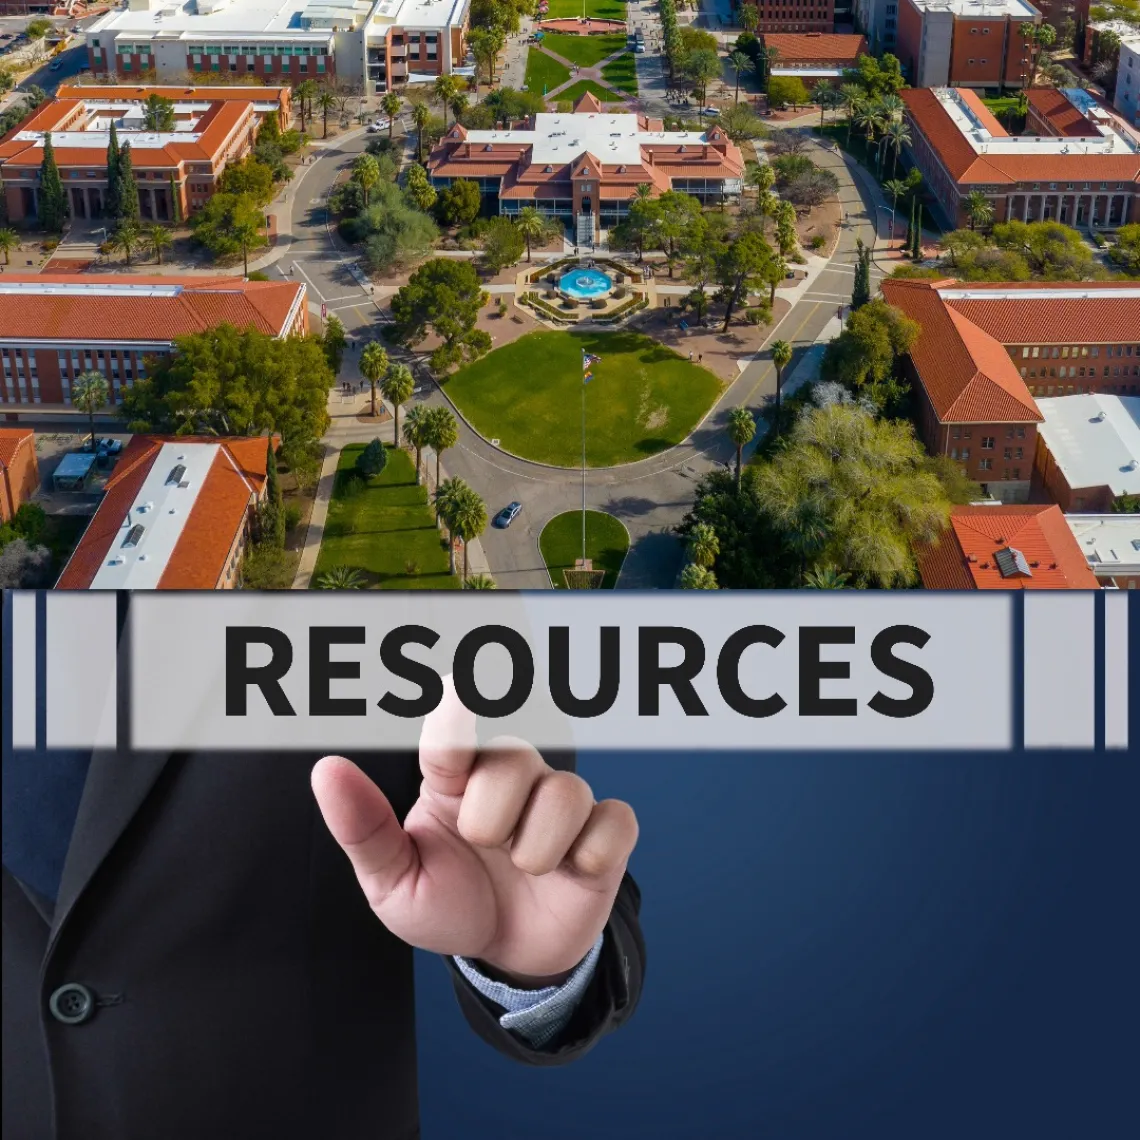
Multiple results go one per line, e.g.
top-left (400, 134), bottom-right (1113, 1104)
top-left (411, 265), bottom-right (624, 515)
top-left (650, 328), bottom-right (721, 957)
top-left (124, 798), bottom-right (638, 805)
top-left (558, 266), bottom-right (614, 301)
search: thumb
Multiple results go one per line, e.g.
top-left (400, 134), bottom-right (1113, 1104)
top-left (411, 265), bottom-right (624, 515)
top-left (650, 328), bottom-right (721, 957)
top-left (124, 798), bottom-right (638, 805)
top-left (311, 756), bottom-right (419, 910)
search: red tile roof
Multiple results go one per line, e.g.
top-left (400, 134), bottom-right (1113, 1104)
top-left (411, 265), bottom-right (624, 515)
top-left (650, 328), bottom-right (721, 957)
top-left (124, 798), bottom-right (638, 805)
top-left (916, 504), bottom-right (1101, 590)
top-left (901, 87), bottom-right (1140, 185)
top-left (881, 278), bottom-right (1043, 424)
top-left (762, 33), bottom-right (869, 66)
top-left (0, 276), bottom-right (303, 344)
top-left (1027, 88), bottom-right (1101, 138)
top-left (0, 427), bottom-right (34, 473)
top-left (56, 435), bottom-right (269, 591)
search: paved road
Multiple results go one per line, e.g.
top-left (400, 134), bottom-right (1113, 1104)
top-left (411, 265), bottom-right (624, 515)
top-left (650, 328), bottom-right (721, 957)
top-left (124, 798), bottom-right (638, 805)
top-left (284, 121), bottom-right (882, 589)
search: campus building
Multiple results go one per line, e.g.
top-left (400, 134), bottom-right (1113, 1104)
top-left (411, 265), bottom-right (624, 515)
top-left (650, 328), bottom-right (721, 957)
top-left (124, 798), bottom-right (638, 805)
top-left (853, 0), bottom-right (900, 53)
top-left (900, 86), bottom-right (1140, 230)
top-left (1065, 514), bottom-right (1140, 589)
top-left (915, 503), bottom-right (1102, 589)
top-left (0, 427), bottom-right (39, 523)
top-left (1034, 393), bottom-right (1140, 512)
top-left (763, 31), bottom-right (868, 84)
top-left (741, 0), bottom-right (834, 34)
top-left (426, 93), bottom-right (745, 243)
top-left (881, 278), bottom-right (1140, 503)
top-left (895, 0), bottom-right (1039, 90)
top-left (0, 86), bottom-right (290, 223)
top-left (85, 0), bottom-right (472, 94)
top-left (56, 434), bottom-right (272, 590)
top-left (0, 275), bottom-right (307, 409)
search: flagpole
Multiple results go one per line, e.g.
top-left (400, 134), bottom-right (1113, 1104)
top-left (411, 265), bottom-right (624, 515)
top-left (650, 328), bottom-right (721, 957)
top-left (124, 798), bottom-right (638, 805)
top-left (581, 376), bottom-right (586, 563)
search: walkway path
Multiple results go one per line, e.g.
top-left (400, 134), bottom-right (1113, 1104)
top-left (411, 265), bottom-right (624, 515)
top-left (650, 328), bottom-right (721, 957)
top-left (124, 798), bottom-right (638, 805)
top-left (534, 43), bottom-right (636, 105)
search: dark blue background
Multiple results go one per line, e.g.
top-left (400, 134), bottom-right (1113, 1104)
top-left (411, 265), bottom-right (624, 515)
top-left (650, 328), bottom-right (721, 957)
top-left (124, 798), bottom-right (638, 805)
top-left (415, 748), bottom-right (1139, 1140)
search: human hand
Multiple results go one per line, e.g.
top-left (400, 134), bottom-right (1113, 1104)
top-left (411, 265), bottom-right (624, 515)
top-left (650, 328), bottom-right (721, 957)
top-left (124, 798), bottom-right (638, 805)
top-left (311, 679), bottom-right (639, 986)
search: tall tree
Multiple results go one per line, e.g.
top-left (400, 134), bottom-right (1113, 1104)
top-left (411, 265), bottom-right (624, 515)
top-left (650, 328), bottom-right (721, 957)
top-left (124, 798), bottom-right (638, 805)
top-left (389, 259), bottom-right (490, 375)
top-left (963, 189), bottom-right (995, 232)
top-left (262, 437), bottom-right (285, 548)
top-left (728, 50), bottom-right (754, 104)
top-left (726, 405), bottom-right (756, 491)
top-left (72, 371), bottom-right (110, 449)
top-left (316, 88), bottom-right (337, 138)
top-left (380, 363), bottom-right (414, 448)
top-left (425, 405), bottom-right (458, 490)
top-left (402, 403), bottom-right (431, 485)
top-left (381, 91), bottom-right (402, 141)
top-left (851, 238), bottom-right (872, 310)
top-left (686, 521), bottom-right (720, 568)
top-left (142, 94), bottom-right (175, 131)
top-left (0, 228), bottom-right (18, 265)
top-left (411, 101), bottom-right (431, 163)
top-left (105, 121), bottom-right (122, 222)
top-left (360, 341), bottom-right (389, 419)
top-left (405, 163), bottom-right (437, 212)
top-left (38, 133), bottom-right (68, 233)
top-left (143, 222), bottom-right (172, 265)
top-left (656, 190), bottom-right (702, 278)
top-left (117, 141), bottom-right (140, 227)
top-left (451, 483), bottom-right (488, 586)
top-left (434, 74), bottom-right (460, 129)
top-left (515, 205), bottom-right (549, 262)
top-left (770, 339), bottom-right (793, 436)
top-left (434, 476), bottom-right (465, 574)
top-left (352, 152), bottom-right (381, 207)
top-left (680, 563), bottom-right (718, 589)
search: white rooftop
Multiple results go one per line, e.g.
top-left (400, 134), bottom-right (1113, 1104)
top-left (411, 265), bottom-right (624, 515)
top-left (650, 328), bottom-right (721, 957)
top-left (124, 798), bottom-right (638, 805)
top-left (1037, 394), bottom-right (1140, 498)
top-left (1065, 514), bottom-right (1140, 574)
top-left (0, 282), bottom-right (191, 297)
top-left (371, 0), bottom-right (469, 30)
top-left (12, 130), bottom-right (200, 148)
top-left (938, 286), bottom-right (1140, 300)
top-left (909, 0), bottom-right (1037, 14)
top-left (771, 67), bottom-right (844, 77)
top-left (89, 0), bottom-right (337, 39)
top-left (89, 443), bottom-right (224, 590)
top-left (1088, 19), bottom-right (1140, 44)
top-left (933, 86), bottom-right (1140, 156)
top-left (467, 113), bottom-right (712, 167)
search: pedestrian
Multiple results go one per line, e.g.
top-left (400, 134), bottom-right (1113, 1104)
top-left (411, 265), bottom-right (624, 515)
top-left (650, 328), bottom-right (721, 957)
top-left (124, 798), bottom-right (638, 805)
top-left (698, 353), bottom-right (702, 364)
top-left (688, 350), bottom-right (693, 362)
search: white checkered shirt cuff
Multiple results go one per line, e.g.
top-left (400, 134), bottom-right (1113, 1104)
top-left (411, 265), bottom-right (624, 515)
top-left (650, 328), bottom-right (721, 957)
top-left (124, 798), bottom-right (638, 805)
top-left (452, 933), bottom-right (605, 1049)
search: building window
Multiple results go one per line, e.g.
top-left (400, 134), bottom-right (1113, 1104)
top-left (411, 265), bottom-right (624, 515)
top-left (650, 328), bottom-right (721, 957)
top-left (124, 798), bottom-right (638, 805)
top-left (979, 458), bottom-right (993, 471)
top-left (981, 436), bottom-right (995, 449)
top-left (961, 448), bottom-right (970, 459)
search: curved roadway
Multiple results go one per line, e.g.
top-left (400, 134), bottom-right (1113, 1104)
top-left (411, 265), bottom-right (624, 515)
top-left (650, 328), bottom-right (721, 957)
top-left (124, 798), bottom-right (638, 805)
top-left (285, 123), bottom-right (882, 589)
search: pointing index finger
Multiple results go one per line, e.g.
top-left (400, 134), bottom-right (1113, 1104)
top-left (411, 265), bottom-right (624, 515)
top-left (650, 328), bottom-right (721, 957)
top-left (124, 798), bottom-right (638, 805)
top-left (418, 674), bottom-right (477, 799)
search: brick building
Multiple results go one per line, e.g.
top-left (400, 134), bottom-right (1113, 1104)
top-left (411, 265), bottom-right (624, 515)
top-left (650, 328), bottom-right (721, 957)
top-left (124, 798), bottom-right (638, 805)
top-left (881, 278), bottom-right (1140, 503)
top-left (0, 87), bottom-right (289, 224)
top-left (0, 427), bottom-right (39, 523)
top-left (1035, 393), bottom-right (1140, 512)
top-left (427, 93), bottom-right (744, 242)
top-left (85, 0), bottom-right (473, 95)
top-left (901, 86), bottom-right (1140, 230)
top-left (56, 435), bottom-right (271, 590)
top-left (1065, 514), bottom-right (1140, 589)
top-left (741, 0), bottom-right (835, 34)
top-left (915, 503), bottom-right (1102, 589)
top-left (763, 32), bottom-right (868, 84)
top-left (0, 275), bottom-right (307, 409)
top-left (896, 0), bottom-right (1039, 91)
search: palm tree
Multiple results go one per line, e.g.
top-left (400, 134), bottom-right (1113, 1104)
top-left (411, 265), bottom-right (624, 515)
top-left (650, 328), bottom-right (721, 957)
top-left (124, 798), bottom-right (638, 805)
top-left (839, 84), bottom-right (864, 146)
top-left (411, 102), bottom-right (430, 162)
top-left (0, 227), bottom-right (18, 265)
top-left (680, 563), bottom-right (718, 589)
top-left (878, 94), bottom-right (905, 122)
top-left (72, 371), bottom-right (109, 450)
top-left (143, 222), bottom-right (172, 265)
top-left (352, 153), bottom-right (380, 207)
top-left (770, 340), bottom-right (792, 435)
top-left (515, 206), bottom-right (547, 262)
top-left (854, 100), bottom-right (883, 150)
top-left (449, 92), bottom-right (469, 125)
top-left (882, 178), bottom-right (908, 242)
top-left (435, 476), bottom-right (465, 575)
top-left (360, 340), bottom-right (389, 418)
top-left (379, 362), bottom-right (414, 447)
top-left (686, 522), bottom-right (719, 568)
top-left (231, 216), bottom-right (261, 277)
top-left (728, 51), bottom-right (754, 104)
top-left (294, 79), bottom-right (317, 132)
top-left (885, 119), bottom-right (911, 177)
top-left (315, 88), bottom-right (337, 138)
top-left (451, 484), bottom-right (488, 586)
top-left (402, 404), bottom-right (431, 484)
top-left (381, 91), bottom-right (402, 141)
top-left (434, 74), bottom-right (459, 129)
top-left (963, 189), bottom-right (995, 232)
top-left (812, 83), bottom-right (841, 128)
top-left (726, 406), bottom-right (756, 491)
top-left (634, 182), bottom-right (653, 200)
top-left (111, 221), bottom-right (140, 266)
top-left (466, 574), bottom-right (497, 590)
top-left (425, 405), bottom-right (458, 490)
top-left (804, 564), bottom-right (850, 589)
top-left (316, 565), bottom-right (366, 589)
top-left (746, 160), bottom-right (774, 202)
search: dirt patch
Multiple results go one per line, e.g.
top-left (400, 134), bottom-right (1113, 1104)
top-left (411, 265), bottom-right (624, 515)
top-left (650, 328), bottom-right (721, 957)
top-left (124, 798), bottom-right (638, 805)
top-left (355, 407), bottom-right (393, 425)
top-left (795, 194), bottom-right (842, 258)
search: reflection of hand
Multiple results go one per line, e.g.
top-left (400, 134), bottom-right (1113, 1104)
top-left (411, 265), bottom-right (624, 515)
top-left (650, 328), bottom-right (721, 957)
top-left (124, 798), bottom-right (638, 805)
top-left (312, 681), bottom-right (639, 987)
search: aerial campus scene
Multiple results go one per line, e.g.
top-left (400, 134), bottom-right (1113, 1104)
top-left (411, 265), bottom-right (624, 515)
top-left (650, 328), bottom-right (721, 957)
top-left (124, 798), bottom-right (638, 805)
top-left (0, 0), bottom-right (1136, 595)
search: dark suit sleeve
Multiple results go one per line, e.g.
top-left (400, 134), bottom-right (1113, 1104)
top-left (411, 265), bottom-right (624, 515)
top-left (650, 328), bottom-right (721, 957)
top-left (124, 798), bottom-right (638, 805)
top-left (443, 744), bottom-right (645, 1064)
top-left (444, 870), bottom-right (645, 1065)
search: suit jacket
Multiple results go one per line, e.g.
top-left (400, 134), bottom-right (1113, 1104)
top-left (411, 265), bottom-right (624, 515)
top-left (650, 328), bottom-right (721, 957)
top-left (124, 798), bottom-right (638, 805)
top-left (2, 745), bottom-right (645, 1140)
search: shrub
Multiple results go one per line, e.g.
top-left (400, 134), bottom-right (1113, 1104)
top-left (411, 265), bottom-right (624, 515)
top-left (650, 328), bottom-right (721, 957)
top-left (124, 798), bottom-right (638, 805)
top-left (809, 234), bottom-right (826, 251)
top-left (283, 503), bottom-right (303, 531)
top-left (404, 558), bottom-right (420, 575)
top-left (339, 473), bottom-right (366, 499)
top-left (745, 305), bottom-right (773, 326)
top-left (355, 438), bottom-right (388, 478)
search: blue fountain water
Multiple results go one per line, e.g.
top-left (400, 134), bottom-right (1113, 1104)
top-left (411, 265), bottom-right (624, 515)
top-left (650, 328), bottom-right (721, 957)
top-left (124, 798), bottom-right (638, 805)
top-left (559, 267), bottom-right (614, 300)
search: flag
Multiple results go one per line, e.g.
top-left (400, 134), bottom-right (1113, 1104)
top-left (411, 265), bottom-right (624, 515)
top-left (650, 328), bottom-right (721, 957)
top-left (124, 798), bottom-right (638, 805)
top-left (582, 351), bottom-right (601, 384)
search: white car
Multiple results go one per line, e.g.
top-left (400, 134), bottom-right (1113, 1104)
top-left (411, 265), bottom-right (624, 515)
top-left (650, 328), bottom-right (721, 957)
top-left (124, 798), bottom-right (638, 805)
top-left (703, 107), bottom-right (720, 117)
top-left (367, 118), bottom-right (391, 133)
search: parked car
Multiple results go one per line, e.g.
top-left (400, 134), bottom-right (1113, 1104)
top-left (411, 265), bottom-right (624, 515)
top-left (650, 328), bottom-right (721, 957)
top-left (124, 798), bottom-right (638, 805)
top-left (367, 117), bottom-right (391, 133)
top-left (703, 107), bottom-right (720, 117)
top-left (49, 61), bottom-right (62, 71)
top-left (493, 501), bottom-right (523, 528)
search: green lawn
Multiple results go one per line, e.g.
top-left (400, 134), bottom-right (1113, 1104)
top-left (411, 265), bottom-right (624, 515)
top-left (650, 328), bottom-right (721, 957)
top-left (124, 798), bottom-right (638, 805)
top-left (543, 0), bottom-right (626, 18)
top-left (541, 32), bottom-right (627, 68)
top-left (313, 444), bottom-right (459, 589)
top-left (525, 47), bottom-right (571, 94)
top-left (540, 510), bottom-right (629, 589)
top-left (443, 330), bottom-right (724, 467)
top-left (558, 79), bottom-right (622, 105)
top-left (601, 52), bottom-right (638, 95)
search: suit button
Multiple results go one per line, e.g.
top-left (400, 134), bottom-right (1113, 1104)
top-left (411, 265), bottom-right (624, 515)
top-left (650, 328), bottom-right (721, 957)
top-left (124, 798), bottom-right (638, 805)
top-left (49, 983), bottom-right (96, 1025)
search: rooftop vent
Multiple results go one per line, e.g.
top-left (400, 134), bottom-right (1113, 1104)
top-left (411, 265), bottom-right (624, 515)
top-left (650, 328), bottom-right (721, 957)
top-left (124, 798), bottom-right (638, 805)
top-left (995, 546), bottom-right (1032, 579)
top-left (166, 463), bottom-right (186, 485)
top-left (123, 524), bottom-right (145, 548)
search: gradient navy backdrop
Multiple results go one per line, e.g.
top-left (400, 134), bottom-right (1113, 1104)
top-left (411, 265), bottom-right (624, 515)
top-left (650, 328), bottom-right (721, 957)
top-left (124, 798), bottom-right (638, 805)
top-left (415, 747), bottom-right (1139, 1140)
